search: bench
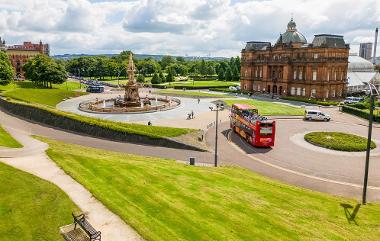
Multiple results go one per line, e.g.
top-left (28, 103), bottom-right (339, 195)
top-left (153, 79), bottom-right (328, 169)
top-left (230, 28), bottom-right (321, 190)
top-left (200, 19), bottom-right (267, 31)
top-left (72, 213), bottom-right (101, 241)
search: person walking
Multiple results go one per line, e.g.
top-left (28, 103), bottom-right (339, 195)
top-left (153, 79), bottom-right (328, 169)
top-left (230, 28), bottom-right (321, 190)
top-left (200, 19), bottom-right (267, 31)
top-left (148, 121), bottom-right (152, 126)
top-left (191, 110), bottom-right (194, 119)
top-left (197, 98), bottom-right (200, 104)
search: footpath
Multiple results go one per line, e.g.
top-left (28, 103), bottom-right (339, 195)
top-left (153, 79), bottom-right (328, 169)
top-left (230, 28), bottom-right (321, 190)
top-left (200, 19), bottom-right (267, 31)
top-left (0, 125), bottom-right (143, 241)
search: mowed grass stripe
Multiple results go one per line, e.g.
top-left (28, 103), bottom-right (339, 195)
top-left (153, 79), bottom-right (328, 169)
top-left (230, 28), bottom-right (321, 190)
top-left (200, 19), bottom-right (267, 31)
top-left (0, 162), bottom-right (79, 241)
top-left (37, 137), bottom-right (380, 241)
top-left (0, 125), bottom-right (22, 148)
top-left (224, 99), bottom-right (304, 116)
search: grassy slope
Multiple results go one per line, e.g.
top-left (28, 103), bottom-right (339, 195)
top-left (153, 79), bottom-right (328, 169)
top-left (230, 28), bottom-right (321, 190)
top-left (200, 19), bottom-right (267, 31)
top-left (39, 137), bottom-right (380, 241)
top-left (0, 162), bottom-right (79, 241)
top-left (304, 132), bottom-right (376, 152)
top-left (0, 125), bottom-right (22, 148)
top-left (155, 89), bottom-right (233, 98)
top-left (224, 99), bottom-right (304, 116)
top-left (2, 81), bottom-right (86, 107)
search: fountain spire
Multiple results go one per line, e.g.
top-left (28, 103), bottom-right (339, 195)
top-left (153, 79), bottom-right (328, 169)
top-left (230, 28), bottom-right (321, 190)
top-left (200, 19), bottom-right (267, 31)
top-left (127, 53), bottom-right (136, 84)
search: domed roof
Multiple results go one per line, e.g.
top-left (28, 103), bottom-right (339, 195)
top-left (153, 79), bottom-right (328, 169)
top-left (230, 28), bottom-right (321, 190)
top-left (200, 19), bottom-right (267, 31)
top-left (276, 18), bottom-right (307, 44)
top-left (348, 55), bottom-right (375, 72)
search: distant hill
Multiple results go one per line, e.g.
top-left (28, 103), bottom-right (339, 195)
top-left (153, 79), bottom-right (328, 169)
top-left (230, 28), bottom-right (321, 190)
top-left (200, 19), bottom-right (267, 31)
top-left (52, 53), bottom-right (229, 61)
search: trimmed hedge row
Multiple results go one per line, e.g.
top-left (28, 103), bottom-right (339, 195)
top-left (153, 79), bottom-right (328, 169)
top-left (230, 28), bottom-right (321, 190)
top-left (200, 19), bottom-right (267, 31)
top-left (281, 96), bottom-right (339, 106)
top-left (0, 98), bottom-right (204, 151)
top-left (342, 105), bottom-right (380, 123)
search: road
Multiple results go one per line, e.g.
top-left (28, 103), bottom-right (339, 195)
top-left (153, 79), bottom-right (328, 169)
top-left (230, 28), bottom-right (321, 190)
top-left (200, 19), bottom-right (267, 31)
top-left (1, 105), bottom-right (380, 202)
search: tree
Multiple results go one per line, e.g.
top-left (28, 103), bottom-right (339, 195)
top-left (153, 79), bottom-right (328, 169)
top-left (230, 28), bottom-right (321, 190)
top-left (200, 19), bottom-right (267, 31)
top-left (159, 71), bottom-right (165, 83)
top-left (0, 50), bottom-right (14, 84)
top-left (232, 65), bottom-right (240, 81)
top-left (217, 67), bottom-right (225, 81)
top-left (137, 74), bottom-right (145, 83)
top-left (160, 55), bottom-right (175, 69)
top-left (151, 72), bottom-right (161, 84)
top-left (200, 59), bottom-right (207, 75)
top-left (166, 69), bottom-right (174, 82)
top-left (24, 54), bottom-right (67, 88)
top-left (225, 66), bottom-right (232, 81)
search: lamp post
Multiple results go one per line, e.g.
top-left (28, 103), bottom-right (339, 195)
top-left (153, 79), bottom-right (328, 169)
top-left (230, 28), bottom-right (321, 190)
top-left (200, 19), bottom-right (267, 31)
top-left (209, 103), bottom-right (224, 167)
top-left (362, 82), bottom-right (379, 205)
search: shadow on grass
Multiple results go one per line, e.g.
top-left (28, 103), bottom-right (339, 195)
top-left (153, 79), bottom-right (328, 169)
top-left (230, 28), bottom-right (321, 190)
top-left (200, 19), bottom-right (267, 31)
top-left (341, 203), bottom-right (361, 225)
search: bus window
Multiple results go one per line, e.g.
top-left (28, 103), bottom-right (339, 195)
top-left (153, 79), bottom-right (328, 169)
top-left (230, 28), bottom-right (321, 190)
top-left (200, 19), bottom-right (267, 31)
top-left (259, 123), bottom-right (273, 136)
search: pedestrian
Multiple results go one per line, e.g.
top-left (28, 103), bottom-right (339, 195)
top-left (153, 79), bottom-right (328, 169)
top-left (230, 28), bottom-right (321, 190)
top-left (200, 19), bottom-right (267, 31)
top-left (148, 121), bottom-right (152, 126)
top-left (197, 98), bottom-right (200, 104)
top-left (191, 110), bottom-right (194, 119)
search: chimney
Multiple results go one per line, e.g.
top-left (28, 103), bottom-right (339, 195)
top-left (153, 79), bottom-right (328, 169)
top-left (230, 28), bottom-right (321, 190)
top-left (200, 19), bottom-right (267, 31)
top-left (374, 27), bottom-right (378, 64)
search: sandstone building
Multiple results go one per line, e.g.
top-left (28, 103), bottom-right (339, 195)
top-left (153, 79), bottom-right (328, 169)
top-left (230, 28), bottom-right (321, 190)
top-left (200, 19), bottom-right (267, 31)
top-left (240, 18), bottom-right (349, 99)
top-left (0, 38), bottom-right (49, 78)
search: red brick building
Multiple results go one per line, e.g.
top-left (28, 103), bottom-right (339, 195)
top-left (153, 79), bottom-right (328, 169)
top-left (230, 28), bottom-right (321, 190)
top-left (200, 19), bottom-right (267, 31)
top-left (241, 18), bottom-right (349, 99)
top-left (1, 39), bottom-right (50, 78)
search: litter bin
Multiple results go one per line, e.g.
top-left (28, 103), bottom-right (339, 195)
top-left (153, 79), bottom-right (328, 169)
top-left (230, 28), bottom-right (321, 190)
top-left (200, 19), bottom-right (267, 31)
top-left (189, 157), bottom-right (195, 166)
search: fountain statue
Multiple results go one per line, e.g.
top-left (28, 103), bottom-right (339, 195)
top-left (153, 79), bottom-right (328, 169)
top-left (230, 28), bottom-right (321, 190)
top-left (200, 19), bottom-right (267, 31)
top-left (123, 53), bottom-right (141, 107)
top-left (81, 52), bottom-right (181, 114)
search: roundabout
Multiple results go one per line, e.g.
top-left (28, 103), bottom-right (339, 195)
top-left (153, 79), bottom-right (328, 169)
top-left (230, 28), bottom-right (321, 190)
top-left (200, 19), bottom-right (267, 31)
top-left (304, 131), bottom-right (376, 152)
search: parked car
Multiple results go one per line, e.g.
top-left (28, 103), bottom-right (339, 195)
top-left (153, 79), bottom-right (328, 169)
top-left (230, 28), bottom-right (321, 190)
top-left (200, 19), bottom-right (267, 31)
top-left (304, 110), bottom-right (331, 121)
top-left (229, 86), bottom-right (237, 91)
top-left (343, 97), bottom-right (364, 104)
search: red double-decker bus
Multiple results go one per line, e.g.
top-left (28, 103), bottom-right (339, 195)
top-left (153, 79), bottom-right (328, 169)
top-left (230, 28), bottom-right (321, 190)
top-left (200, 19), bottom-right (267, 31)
top-left (230, 103), bottom-right (276, 147)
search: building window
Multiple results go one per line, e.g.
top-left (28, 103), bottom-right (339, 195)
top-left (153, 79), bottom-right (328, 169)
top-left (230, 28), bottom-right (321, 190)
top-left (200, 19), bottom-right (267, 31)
top-left (311, 89), bottom-right (316, 98)
top-left (296, 87), bottom-right (301, 96)
top-left (293, 70), bottom-right (297, 80)
top-left (291, 87), bottom-right (296, 95)
top-left (327, 71), bottom-right (330, 81)
top-left (331, 89), bottom-right (336, 97)
top-left (334, 71), bottom-right (337, 80)
top-left (314, 53), bottom-right (318, 59)
top-left (258, 85), bottom-right (261, 91)
top-left (325, 90), bottom-right (329, 99)
top-left (298, 70), bottom-right (302, 80)
top-left (244, 84), bottom-right (247, 90)
top-left (259, 68), bottom-right (262, 78)
top-left (312, 70), bottom-right (317, 81)
top-left (302, 88), bottom-right (306, 96)
top-left (338, 88), bottom-right (342, 97)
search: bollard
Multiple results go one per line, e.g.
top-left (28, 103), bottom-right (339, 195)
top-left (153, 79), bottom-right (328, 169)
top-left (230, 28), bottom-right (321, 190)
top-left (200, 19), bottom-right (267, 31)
top-left (189, 157), bottom-right (195, 166)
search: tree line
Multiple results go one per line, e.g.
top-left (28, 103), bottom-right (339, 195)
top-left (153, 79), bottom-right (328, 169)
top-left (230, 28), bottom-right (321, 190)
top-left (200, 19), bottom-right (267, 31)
top-left (64, 51), bottom-right (241, 83)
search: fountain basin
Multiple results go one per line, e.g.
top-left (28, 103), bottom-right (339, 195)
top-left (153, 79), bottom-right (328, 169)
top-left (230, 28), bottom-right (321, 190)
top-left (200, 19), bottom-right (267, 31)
top-left (78, 97), bottom-right (181, 114)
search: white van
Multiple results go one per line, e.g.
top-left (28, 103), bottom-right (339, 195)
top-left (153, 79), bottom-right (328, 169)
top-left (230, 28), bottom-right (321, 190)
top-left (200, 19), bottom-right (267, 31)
top-left (304, 110), bottom-right (331, 121)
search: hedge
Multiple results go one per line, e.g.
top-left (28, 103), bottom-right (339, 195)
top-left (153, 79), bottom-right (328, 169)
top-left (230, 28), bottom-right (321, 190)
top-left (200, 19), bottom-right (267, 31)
top-left (281, 96), bottom-right (339, 106)
top-left (0, 98), bottom-right (204, 151)
top-left (342, 105), bottom-right (380, 123)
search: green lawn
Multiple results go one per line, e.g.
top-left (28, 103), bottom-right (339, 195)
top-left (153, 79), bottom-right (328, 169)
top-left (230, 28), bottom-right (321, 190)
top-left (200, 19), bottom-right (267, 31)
top-left (158, 80), bottom-right (239, 88)
top-left (154, 89), bottom-right (233, 98)
top-left (1, 81), bottom-right (86, 107)
top-left (304, 132), bottom-right (376, 152)
top-left (0, 162), bottom-right (79, 241)
top-left (38, 137), bottom-right (380, 241)
top-left (0, 125), bottom-right (22, 148)
top-left (224, 99), bottom-right (304, 116)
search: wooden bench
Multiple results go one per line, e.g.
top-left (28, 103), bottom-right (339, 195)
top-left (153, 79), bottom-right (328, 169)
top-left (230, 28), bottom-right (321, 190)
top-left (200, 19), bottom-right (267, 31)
top-left (71, 213), bottom-right (101, 241)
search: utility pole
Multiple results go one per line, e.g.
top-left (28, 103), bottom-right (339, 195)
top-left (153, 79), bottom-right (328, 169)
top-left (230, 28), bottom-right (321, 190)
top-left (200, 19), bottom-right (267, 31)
top-left (209, 103), bottom-right (224, 167)
top-left (362, 83), bottom-right (379, 204)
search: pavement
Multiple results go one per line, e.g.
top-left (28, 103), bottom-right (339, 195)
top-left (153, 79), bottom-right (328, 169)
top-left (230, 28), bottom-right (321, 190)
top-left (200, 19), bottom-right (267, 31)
top-left (0, 125), bottom-right (143, 241)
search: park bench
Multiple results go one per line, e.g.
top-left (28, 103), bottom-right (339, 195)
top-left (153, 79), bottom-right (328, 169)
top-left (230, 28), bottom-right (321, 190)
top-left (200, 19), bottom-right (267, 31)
top-left (60, 213), bottom-right (101, 241)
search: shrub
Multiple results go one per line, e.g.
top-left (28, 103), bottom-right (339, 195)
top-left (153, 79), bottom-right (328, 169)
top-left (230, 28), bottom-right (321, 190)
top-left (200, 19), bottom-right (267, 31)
top-left (342, 105), bottom-right (380, 123)
top-left (281, 96), bottom-right (339, 106)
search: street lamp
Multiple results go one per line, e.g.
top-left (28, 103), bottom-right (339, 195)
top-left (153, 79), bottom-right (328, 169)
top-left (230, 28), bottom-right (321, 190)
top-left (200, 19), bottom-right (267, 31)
top-left (209, 103), bottom-right (224, 167)
top-left (362, 82), bottom-right (379, 205)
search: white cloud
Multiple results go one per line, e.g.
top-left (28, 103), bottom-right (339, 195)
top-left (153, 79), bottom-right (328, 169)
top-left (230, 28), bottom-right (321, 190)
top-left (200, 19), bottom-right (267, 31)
top-left (0, 0), bottom-right (379, 57)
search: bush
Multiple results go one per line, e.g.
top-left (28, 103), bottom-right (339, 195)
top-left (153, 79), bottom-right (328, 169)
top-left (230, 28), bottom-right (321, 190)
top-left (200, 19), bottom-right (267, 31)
top-left (342, 105), bottom-right (380, 123)
top-left (348, 102), bottom-right (368, 109)
top-left (304, 132), bottom-right (376, 152)
top-left (281, 96), bottom-right (339, 106)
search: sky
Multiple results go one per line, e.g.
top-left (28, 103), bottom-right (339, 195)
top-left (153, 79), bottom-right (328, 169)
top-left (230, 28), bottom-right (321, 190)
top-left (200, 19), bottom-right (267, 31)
top-left (0, 0), bottom-right (379, 57)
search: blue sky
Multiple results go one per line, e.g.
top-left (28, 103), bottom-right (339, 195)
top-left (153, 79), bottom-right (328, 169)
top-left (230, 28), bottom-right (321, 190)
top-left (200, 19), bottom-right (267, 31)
top-left (0, 0), bottom-right (379, 56)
